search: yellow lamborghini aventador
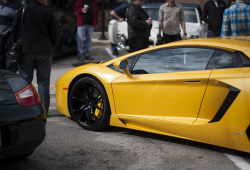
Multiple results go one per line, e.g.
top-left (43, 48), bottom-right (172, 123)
top-left (56, 37), bottom-right (250, 153)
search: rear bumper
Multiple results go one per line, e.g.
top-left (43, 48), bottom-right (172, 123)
top-left (0, 104), bottom-right (46, 159)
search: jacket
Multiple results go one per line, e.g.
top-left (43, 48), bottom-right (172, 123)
top-left (74, 0), bottom-right (98, 27)
top-left (13, 0), bottom-right (59, 54)
top-left (202, 0), bottom-right (226, 32)
top-left (127, 3), bottom-right (152, 39)
top-left (0, 0), bottom-right (22, 38)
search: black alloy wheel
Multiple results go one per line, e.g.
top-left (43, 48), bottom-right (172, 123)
top-left (69, 77), bottom-right (111, 131)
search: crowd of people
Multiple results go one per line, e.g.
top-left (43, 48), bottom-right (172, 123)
top-left (0, 0), bottom-right (59, 113)
top-left (0, 0), bottom-right (249, 113)
top-left (110, 0), bottom-right (250, 52)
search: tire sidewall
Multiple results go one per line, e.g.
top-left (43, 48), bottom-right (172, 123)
top-left (69, 77), bottom-right (110, 131)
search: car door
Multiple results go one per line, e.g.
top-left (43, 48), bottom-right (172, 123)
top-left (196, 50), bottom-right (249, 124)
top-left (111, 47), bottom-right (214, 125)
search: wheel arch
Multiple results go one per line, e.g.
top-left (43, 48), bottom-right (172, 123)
top-left (67, 73), bottom-right (112, 118)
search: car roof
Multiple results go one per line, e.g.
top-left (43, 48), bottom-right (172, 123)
top-left (103, 37), bottom-right (250, 66)
top-left (160, 37), bottom-right (250, 52)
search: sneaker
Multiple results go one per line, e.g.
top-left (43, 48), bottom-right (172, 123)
top-left (112, 49), bottom-right (119, 55)
top-left (85, 56), bottom-right (94, 60)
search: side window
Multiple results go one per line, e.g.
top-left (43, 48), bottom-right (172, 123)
top-left (132, 48), bottom-right (214, 74)
top-left (206, 50), bottom-right (242, 70)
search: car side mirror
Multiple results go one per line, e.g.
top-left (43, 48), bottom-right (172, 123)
top-left (113, 59), bottom-right (133, 79)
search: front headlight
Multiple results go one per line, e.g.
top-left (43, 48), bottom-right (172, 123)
top-left (117, 34), bottom-right (126, 50)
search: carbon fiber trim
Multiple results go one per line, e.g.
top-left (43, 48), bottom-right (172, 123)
top-left (209, 86), bottom-right (240, 123)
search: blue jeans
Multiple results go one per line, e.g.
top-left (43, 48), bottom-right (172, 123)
top-left (18, 54), bottom-right (53, 113)
top-left (77, 25), bottom-right (94, 57)
top-left (111, 43), bottom-right (117, 51)
top-left (207, 30), bottom-right (221, 38)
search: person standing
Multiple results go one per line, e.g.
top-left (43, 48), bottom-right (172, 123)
top-left (228, 0), bottom-right (236, 6)
top-left (202, 0), bottom-right (226, 37)
top-left (75, 0), bottom-right (98, 61)
top-left (0, 0), bottom-right (22, 72)
top-left (127, 0), bottom-right (152, 53)
top-left (158, 0), bottom-right (186, 44)
top-left (12, 0), bottom-right (59, 113)
top-left (110, 3), bottom-right (129, 55)
top-left (221, 0), bottom-right (250, 36)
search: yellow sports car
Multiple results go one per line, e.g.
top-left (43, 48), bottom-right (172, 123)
top-left (56, 37), bottom-right (250, 153)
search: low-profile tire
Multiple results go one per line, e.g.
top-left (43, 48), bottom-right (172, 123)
top-left (69, 77), bottom-right (111, 131)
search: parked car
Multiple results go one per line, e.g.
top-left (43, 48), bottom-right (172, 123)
top-left (0, 70), bottom-right (46, 159)
top-left (53, 10), bottom-right (77, 57)
top-left (56, 37), bottom-right (250, 153)
top-left (108, 3), bottom-right (208, 50)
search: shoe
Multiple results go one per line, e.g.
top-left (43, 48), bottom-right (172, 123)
top-left (112, 49), bottom-right (119, 55)
top-left (85, 56), bottom-right (94, 60)
top-left (77, 56), bottom-right (85, 61)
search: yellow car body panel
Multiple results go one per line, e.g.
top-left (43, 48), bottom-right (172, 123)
top-left (111, 70), bottom-right (211, 124)
top-left (56, 37), bottom-right (250, 153)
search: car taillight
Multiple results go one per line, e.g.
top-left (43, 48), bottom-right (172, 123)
top-left (15, 85), bottom-right (41, 107)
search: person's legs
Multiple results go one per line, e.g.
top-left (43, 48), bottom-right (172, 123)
top-left (141, 38), bottom-right (149, 50)
top-left (76, 26), bottom-right (85, 59)
top-left (128, 39), bottom-right (135, 53)
top-left (111, 43), bottom-right (118, 55)
top-left (129, 38), bottom-right (148, 52)
top-left (172, 33), bottom-right (182, 42)
top-left (163, 33), bottom-right (172, 44)
top-left (35, 54), bottom-right (53, 113)
top-left (111, 43), bottom-right (117, 51)
top-left (84, 25), bottom-right (94, 59)
top-left (207, 30), bottom-right (220, 38)
top-left (17, 54), bottom-right (35, 84)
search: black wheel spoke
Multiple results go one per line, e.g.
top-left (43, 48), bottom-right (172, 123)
top-left (88, 86), bottom-right (95, 99)
top-left (77, 88), bottom-right (87, 101)
top-left (79, 87), bottom-right (88, 101)
top-left (92, 95), bottom-right (102, 103)
top-left (80, 109), bottom-right (86, 121)
top-left (71, 96), bottom-right (81, 101)
top-left (88, 109), bottom-right (91, 125)
top-left (69, 77), bottom-right (110, 131)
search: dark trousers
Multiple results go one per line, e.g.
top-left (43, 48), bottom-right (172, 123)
top-left (163, 33), bottom-right (182, 44)
top-left (129, 37), bottom-right (149, 53)
top-left (18, 54), bottom-right (53, 113)
top-left (207, 30), bottom-right (221, 38)
top-left (0, 35), bottom-right (17, 72)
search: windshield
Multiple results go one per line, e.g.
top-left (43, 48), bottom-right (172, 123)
top-left (143, 7), bottom-right (198, 23)
top-left (143, 8), bottom-right (159, 21)
top-left (184, 8), bottom-right (198, 23)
